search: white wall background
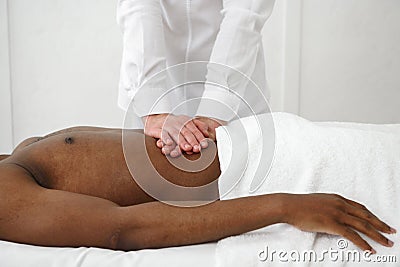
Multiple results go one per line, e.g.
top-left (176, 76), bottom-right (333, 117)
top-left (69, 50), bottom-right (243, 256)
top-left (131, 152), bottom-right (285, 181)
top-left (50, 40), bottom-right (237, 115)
top-left (1, 0), bottom-right (400, 154)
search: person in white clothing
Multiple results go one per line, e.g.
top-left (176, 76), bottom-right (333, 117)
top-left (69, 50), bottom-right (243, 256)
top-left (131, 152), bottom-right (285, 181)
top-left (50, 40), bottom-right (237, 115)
top-left (117, 0), bottom-right (276, 157)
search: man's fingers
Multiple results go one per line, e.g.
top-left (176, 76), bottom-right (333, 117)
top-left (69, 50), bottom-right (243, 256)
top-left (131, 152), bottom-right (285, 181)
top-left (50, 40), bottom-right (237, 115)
top-left (342, 215), bottom-right (394, 248)
top-left (345, 202), bottom-right (394, 234)
top-left (338, 226), bottom-right (375, 253)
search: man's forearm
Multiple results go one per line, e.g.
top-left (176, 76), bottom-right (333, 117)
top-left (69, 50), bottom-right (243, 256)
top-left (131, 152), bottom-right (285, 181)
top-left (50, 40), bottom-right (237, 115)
top-left (116, 194), bottom-right (286, 250)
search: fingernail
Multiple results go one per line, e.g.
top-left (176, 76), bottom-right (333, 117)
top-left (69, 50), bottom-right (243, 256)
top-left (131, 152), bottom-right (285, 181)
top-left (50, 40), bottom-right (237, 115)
top-left (388, 240), bottom-right (394, 247)
top-left (200, 140), bottom-right (208, 148)
top-left (370, 249), bottom-right (377, 254)
top-left (390, 228), bottom-right (397, 234)
top-left (185, 144), bottom-right (191, 150)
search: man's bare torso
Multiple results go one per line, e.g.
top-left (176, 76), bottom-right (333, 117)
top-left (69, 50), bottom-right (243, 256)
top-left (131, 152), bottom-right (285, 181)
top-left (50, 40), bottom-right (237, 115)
top-left (1, 127), bottom-right (221, 206)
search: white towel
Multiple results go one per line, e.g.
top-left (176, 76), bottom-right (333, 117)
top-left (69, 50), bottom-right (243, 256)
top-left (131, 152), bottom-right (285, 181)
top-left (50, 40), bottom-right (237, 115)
top-left (215, 112), bottom-right (400, 266)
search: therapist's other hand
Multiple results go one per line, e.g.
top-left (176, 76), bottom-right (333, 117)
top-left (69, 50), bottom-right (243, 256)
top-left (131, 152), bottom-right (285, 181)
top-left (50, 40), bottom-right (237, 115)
top-left (193, 117), bottom-right (227, 141)
top-left (143, 114), bottom-right (210, 157)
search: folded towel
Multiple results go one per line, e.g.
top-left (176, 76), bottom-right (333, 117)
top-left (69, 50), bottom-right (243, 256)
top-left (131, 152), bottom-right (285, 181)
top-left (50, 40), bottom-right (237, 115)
top-left (215, 112), bottom-right (400, 266)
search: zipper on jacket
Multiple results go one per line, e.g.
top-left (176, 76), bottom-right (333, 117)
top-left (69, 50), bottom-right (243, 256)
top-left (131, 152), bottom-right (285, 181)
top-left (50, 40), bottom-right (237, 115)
top-left (183, 0), bottom-right (193, 103)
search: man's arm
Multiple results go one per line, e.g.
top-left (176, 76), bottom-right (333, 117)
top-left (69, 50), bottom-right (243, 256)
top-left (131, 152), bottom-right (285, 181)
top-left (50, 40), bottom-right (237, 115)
top-left (0, 164), bottom-right (394, 252)
top-left (0, 155), bottom-right (9, 161)
top-left (117, 193), bottom-right (395, 252)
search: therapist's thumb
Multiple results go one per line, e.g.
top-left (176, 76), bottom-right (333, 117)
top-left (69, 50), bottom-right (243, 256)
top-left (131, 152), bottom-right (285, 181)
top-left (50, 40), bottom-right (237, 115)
top-left (144, 127), bottom-right (162, 139)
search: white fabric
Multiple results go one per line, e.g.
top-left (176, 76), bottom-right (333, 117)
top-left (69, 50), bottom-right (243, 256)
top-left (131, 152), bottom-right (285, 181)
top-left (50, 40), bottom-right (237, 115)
top-left (0, 241), bottom-right (216, 267)
top-left (215, 112), bottom-right (400, 266)
top-left (117, 0), bottom-right (276, 127)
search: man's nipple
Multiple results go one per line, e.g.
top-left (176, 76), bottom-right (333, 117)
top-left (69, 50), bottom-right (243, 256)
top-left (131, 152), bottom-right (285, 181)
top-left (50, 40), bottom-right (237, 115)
top-left (64, 137), bottom-right (74, 145)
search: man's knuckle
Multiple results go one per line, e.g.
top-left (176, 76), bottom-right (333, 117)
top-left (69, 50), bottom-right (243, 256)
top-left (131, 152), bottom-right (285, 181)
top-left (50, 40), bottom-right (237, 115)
top-left (361, 221), bottom-right (371, 230)
top-left (343, 227), bottom-right (354, 237)
top-left (363, 211), bottom-right (373, 219)
top-left (333, 200), bottom-right (345, 210)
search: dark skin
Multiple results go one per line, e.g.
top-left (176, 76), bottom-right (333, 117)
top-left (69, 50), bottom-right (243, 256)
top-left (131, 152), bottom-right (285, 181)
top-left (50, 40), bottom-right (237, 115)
top-left (0, 127), bottom-right (396, 252)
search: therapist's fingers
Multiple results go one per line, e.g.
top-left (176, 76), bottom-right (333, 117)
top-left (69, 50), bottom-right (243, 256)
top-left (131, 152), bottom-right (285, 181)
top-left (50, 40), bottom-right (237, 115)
top-left (162, 115), bottom-right (191, 149)
top-left (160, 130), bottom-right (174, 146)
top-left (156, 139), bottom-right (163, 149)
top-left (193, 117), bottom-right (224, 141)
top-left (161, 143), bottom-right (176, 155)
top-left (184, 121), bottom-right (208, 150)
top-left (169, 145), bottom-right (182, 158)
top-left (167, 127), bottom-right (192, 152)
top-left (144, 127), bottom-right (162, 140)
top-left (180, 125), bottom-right (202, 153)
top-left (193, 119), bottom-right (210, 138)
top-left (174, 116), bottom-right (202, 152)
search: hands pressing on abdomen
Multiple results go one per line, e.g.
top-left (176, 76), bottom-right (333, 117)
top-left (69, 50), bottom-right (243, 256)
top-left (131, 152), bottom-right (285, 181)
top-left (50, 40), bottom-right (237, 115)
top-left (142, 113), bottom-right (226, 157)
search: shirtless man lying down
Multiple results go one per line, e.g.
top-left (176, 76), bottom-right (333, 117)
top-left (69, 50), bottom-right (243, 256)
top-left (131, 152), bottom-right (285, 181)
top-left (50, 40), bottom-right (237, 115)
top-left (0, 126), bottom-right (396, 253)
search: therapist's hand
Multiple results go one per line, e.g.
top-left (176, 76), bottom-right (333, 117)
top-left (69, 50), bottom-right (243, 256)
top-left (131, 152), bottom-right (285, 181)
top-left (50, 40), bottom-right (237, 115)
top-left (194, 117), bottom-right (227, 141)
top-left (143, 114), bottom-right (210, 157)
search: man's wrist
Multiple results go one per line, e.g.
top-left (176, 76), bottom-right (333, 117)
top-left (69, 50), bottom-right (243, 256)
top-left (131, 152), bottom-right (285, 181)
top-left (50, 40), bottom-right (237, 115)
top-left (270, 193), bottom-right (293, 225)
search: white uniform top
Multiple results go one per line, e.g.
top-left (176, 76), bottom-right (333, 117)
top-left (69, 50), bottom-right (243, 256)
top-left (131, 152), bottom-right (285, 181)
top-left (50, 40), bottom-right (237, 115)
top-left (117, 0), bottom-right (276, 128)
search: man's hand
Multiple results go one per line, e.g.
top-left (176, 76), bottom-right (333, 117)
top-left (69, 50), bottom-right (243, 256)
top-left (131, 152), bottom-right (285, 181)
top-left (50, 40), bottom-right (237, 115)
top-left (283, 193), bottom-right (396, 253)
top-left (143, 114), bottom-right (210, 157)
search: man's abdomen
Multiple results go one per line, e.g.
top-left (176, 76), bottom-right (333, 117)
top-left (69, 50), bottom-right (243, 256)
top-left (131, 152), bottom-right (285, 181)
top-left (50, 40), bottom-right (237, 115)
top-left (14, 129), bottom-right (220, 206)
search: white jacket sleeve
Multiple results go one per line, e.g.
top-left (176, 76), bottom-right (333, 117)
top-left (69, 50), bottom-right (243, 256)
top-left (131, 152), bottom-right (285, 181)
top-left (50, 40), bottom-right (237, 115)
top-left (196, 0), bottom-right (276, 121)
top-left (117, 0), bottom-right (172, 116)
